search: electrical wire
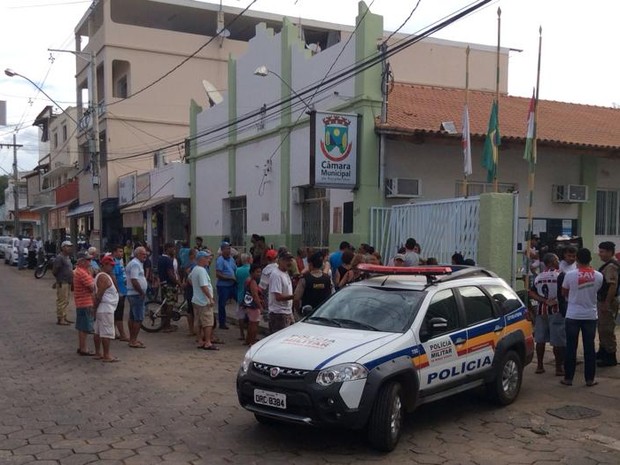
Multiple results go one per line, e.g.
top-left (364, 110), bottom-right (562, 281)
top-left (382, 0), bottom-right (423, 45)
top-left (105, 0), bottom-right (258, 108)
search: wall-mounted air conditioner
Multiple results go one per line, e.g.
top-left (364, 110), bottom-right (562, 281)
top-left (552, 184), bottom-right (588, 203)
top-left (385, 178), bottom-right (421, 198)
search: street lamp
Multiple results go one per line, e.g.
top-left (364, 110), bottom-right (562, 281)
top-left (4, 68), bottom-right (78, 124)
top-left (254, 65), bottom-right (314, 112)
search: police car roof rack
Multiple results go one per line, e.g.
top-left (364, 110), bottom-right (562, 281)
top-left (431, 266), bottom-right (498, 286)
top-left (356, 264), bottom-right (452, 285)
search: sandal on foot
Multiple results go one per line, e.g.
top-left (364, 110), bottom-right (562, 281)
top-left (560, 379), bottom-right (572, 386)
top-left (128, 342), bottom-right (146, 349)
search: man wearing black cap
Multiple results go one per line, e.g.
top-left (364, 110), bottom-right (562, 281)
top-left (52, 240), bottom-right (74, 325)
top-left (597, 241), bottom-right (619, 366)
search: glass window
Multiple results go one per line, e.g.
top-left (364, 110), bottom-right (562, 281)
top-left (483, 284), bottom-right (523, 314)
top-left (306, 286), bottom-right (425, 333)
top-left (422, 289), bottom-right (460, 337)
top-left (459, 286), bottom-right (495, 326)
top-left (62, 125), bottom-right (68, 142)
top-left (596, 190), bottom-right (619, 236)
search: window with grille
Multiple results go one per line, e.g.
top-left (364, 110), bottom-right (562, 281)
top-left (596, 190), bottom-right (619, 235)
top-left (302, 187), bottom-right (329, 248)
top-left (229, 196), bottom-right (247, 249)
top-left (455, 180), bottom-right (517, 197)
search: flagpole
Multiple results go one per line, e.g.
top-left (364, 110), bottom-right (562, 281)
top-left (493, 7), bottom-right (501, 192)
top-left (525, 27), bottom-right (543, 292)
top-left (463, 45), bottom-right (470, 198)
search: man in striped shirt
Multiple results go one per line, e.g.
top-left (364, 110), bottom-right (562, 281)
top-left (74, 251), bottom-right (96, 356)
top-left (528, 253), bottom-right (566, 376)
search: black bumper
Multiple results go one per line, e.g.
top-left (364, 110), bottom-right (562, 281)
top-left (236, 365), bottom-right (375, 430)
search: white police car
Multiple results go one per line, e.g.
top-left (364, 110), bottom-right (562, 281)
top-left (236, 265), bottom-right (534, 451)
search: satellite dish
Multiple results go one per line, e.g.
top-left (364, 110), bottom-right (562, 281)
top-left (305, 43), bottom-right (321, 55)
top-left (202, 79), bottom-right (223, 107)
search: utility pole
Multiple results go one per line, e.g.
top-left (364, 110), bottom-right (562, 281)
top-left (89, 48), bottom-right (102, 251)
top-left (1, 135), bottom-right (24, 235)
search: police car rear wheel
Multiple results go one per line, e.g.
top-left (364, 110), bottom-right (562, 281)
top-left (367, 382), bottom-right (403, 452)
top-left (487, 350), bottom-right (522, 405)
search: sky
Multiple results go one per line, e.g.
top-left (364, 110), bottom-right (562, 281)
top-left (1, 0), bottom-right (619, 176)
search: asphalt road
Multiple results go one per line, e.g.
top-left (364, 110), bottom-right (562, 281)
top-left (1, 263), bottom-right (619, 465)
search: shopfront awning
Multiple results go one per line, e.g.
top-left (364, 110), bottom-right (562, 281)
top-left (120, 195), bottom-right (174, 214)
top-left (67, 202), bottom-right (94, 218)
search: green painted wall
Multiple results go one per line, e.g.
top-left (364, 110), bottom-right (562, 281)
top-left (350, 2), bottom-right (384, 246)
top-left (189, 99), bottom-right (202, 240)
top-left (477, 193), bottom-right (515, 284)
top-left (579, 155), bottom-right (598, 251)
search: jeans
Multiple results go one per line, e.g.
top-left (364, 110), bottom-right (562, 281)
top-left (216, 284), bottom-right (237, 327)
top-left (564, 318), bottom-right (598, 382)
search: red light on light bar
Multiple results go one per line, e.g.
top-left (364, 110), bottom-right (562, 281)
top-left (357, 264), bottom-right (453, 275)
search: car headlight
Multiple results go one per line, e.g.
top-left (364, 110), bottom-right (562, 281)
top-left (240, 351), bottom-right (252, 374)
top-left (316, 363), bottom-right (368, 386)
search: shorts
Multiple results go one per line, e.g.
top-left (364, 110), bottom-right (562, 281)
top-left (236, 304), bottom-right (249, 320)
top-left (269, 312), bottom-right (293, 333)
top-left (245, 307), bottom-right (261, 323)
top-left (94, 312), bottom-right (115, 339)
top-left (162, 284), bottom-right (178, 304)
top-left (534, 312), bottom-right (566, 346)
top-left (114, 295), bottom-right (126, 322)
top-left (75, 307), bottom-right (94, 333)
top-left (127, 295), bottom-right (145, 322)
top-left (195, 303), bottom-right (215, 328)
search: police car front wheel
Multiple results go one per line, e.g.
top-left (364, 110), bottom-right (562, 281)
top-left (367, 382), bottom-right (404, 452)
top-left (487, 350), bottom-right (523, 406)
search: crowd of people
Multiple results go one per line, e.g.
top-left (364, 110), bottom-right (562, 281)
top-left (527, 241), bottom-right (619, 387)
top-left (48, 230), bottom-right (618, 386)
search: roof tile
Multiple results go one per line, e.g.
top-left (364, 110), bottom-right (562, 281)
top-left (380, 83), bottom-right (620, 150)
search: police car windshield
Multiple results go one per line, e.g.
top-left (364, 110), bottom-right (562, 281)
top-left (308, 286), bottom-right (425, 333)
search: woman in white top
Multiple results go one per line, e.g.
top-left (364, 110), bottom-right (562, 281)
top-left (94, 255), bottom-right (120, 362)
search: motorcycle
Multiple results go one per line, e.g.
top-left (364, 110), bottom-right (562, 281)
top-left (34, 252), bottom-right (56, 279)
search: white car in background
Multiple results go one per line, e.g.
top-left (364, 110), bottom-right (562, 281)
top-left (6, 237), bottom-right (30, 266)
top-left (0, 236), bottom-right (11, 259)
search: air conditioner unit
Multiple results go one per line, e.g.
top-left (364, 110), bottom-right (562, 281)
top-left (552, 184), bottom-right (588, 203)
top-left (385, 178), bottom-right (421, 198)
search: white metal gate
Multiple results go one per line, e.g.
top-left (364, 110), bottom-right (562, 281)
top-left (370, 197), bottom-right (481, 265)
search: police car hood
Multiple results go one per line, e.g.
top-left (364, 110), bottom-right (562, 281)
top-left (250, 322), bottom-right (402, 370)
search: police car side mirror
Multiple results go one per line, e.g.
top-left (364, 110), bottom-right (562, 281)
top-left (428, 317), bottom-right (448, 333)
top-left (301, 305), bottom-right (314, 317)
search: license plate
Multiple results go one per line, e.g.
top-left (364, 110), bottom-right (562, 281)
top-left (254, 389), bottom-right (286, 409)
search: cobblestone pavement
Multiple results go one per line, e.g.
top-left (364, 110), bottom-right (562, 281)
top-left (1, 264), bottom-right (620, 465)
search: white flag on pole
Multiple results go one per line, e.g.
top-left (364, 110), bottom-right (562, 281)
top-left (462, 104), bottom-right (472, 176)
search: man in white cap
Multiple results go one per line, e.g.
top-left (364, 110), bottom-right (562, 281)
top-left (52, 240), bottom-right (74, 325)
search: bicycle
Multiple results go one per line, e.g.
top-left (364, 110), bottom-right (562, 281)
top-left (141, 297), bottom-right (190, 332)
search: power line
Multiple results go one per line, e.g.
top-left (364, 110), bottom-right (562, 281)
top-left (105, 0), bottom-right (258, 108)
top-left (383, 0), bottom-right (423, 45)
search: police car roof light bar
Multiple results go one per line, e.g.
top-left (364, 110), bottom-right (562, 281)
top-left (357, 264), bottom-right (453, 275)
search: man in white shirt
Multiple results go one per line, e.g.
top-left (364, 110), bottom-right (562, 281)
top-left (189, 251), bottom-right (217, 351)
top-left (126, 246), bottom-right (148, 349)
top-left (268, 251), bottom-right (295, 333)
top-left (558, 246), bottom-right (577, 274)
top-left (560, 248), bottom-right (603, 387)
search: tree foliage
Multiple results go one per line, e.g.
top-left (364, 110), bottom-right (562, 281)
top-left (0, 175), bottom-right (8, 205)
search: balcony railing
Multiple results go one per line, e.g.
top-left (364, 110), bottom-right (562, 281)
top-left (31, 190), bottom-right (56, 209)
top-left (77, 102), bottom-right (106, 133)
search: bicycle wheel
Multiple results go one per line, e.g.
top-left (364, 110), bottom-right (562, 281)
top-left (141, 301), bottom-right (164, 332)
top-left (34, 264), bottom-right (47, 279)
